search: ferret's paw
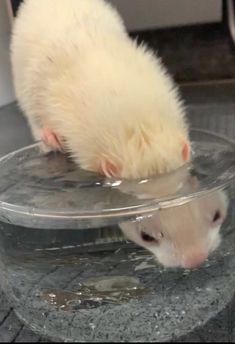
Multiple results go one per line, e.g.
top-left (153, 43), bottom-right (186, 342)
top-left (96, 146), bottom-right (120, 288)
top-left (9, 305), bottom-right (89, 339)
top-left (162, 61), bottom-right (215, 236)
top-left (41, 128), bottom-right (64, 152)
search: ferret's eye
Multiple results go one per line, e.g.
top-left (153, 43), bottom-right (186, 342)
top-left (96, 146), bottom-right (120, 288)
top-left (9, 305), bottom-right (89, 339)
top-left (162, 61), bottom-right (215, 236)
top-left (141, 231), bottom-right (163, 244)
top-left (213, 210), bottom-right (221, 223)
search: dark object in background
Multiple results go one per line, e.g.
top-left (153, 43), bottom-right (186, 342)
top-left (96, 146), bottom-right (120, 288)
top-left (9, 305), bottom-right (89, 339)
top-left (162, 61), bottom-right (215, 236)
top-left (10, 0), bottom-right (22, 16)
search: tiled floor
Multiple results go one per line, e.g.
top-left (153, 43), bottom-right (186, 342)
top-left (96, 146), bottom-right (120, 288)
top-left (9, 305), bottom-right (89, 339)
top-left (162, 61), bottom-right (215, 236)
top-left (0, 80), bottom-right (234, 342)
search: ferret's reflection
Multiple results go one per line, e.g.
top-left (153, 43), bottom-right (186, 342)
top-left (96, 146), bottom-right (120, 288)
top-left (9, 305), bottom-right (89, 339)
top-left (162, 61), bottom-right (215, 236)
top-left (118, 166), bottom-right (228, 269)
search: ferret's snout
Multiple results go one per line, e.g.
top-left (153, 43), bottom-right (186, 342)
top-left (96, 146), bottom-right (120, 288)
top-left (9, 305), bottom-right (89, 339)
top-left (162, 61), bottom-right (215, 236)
top-left (181, 251), bottom-right (208, 269)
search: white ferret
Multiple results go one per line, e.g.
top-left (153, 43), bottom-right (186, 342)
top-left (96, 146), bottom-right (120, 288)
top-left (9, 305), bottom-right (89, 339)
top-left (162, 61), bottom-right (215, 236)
top-left (119, 169), bottom-right (229, 269)
top-left (11, 0), bottom-right (190, 180)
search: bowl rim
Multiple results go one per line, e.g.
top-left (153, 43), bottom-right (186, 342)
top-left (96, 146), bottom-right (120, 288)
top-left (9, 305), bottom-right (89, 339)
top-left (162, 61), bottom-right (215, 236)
top-left (0, 128), bottom-right (234, 229)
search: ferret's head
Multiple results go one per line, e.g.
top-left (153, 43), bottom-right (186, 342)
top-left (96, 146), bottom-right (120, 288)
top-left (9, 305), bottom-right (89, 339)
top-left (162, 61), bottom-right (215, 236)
top-left (120, 190), bottom-right (228, 269)
top-left (65, 39), bottom-right (190, 180)
top-left (98, 119), bottom-right (191, 180)
top-left (95, 70), bottom-right (190, 180)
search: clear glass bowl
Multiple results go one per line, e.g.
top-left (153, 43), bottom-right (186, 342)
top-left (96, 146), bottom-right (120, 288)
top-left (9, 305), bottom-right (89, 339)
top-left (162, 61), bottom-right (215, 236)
top-left (0, 128), bottom-right (234, 342)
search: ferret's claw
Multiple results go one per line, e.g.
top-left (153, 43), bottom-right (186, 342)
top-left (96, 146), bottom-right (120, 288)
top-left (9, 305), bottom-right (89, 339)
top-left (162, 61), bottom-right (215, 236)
top-left (41, 128), bottom-right (64, 152)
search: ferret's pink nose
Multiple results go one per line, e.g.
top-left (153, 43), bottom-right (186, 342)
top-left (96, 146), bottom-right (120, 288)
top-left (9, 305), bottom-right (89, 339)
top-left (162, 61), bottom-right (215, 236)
top-left (182, 252), bottom-right (208, 269)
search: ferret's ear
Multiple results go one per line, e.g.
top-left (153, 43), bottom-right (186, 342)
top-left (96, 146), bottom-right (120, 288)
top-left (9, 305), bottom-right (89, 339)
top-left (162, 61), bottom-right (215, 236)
top-left (100, 159), bottom-right (121, 178)
top-left (182, 141), bottom-right (190, 162)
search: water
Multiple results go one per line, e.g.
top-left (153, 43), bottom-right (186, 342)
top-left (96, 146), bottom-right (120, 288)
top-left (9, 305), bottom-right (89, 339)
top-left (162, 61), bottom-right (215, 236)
top-left (0, 220), bottom-right (235, 342)
top-left (0, 129), bottom-right (234, 230)
top-left (0, 129), bottom-right (234, 341)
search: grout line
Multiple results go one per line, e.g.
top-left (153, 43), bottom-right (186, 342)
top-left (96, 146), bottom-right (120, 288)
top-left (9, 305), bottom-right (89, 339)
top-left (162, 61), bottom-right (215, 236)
top-left (0, 308), bottom-right (13, 328)
top-left (12, 324), bottom-right (24, 343)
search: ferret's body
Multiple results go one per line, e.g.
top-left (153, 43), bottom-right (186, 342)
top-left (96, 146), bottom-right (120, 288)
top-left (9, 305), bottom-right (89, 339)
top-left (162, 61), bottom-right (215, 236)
top-left (11, 0), bottom-right (190, 180)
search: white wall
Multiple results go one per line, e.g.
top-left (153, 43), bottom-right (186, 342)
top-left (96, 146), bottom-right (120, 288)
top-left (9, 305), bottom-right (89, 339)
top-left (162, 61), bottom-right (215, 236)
top-left (108, 0), bottom-right (222, 31)
top-left (0, 0), bottom-right (15, 107)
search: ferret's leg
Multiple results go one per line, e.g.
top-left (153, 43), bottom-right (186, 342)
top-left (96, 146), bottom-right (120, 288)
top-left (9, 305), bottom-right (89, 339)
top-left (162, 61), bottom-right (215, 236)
top-left (41, 128), bottom-right (64, 152)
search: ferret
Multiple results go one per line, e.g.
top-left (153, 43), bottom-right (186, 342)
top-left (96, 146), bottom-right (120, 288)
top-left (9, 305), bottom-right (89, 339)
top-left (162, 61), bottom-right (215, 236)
top-left (119, 169), bottom-right (229, 269)
top-left (11, 0), bottom-right (227, 269)
top-left (11, 0), bottom-right (190, 180)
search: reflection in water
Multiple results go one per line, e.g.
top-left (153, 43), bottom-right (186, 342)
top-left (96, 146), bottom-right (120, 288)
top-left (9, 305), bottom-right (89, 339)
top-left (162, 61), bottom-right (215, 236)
top-left (41, 276), bottom-right (149, 311)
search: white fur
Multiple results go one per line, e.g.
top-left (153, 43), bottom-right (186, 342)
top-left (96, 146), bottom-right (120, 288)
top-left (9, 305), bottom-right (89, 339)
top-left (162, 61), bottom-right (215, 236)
top-left (120, 180), bottom-right (228, 268)
top-left (11, 0), bottom-right (189, 179)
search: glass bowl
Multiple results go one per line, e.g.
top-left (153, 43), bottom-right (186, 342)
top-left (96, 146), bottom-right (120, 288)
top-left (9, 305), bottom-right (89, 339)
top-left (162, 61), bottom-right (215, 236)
top-left (0, 128), bottom-right (234, 342)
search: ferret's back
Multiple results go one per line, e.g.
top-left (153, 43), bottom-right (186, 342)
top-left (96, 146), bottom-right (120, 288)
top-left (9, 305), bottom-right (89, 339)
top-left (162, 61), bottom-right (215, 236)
top-left (11, 0), bottom-right (126, 117)
top-left (13, 0), bottom-right (124, 41)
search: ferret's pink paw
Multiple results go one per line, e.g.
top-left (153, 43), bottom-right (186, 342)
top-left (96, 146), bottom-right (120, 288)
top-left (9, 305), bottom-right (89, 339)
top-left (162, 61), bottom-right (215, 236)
top-left (41, 129), bottom-right (64, 152)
